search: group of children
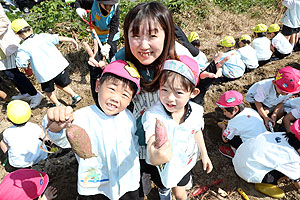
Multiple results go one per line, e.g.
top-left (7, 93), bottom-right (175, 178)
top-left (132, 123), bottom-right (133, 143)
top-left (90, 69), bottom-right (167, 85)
top-left (0, 55), bottom-right (213, 200)
top-left (0, 0), bottom-right (300, 200)
top-left (188, 23), bottom-right (296, 85)
top-left (215, 66), bottom-right (300, 198)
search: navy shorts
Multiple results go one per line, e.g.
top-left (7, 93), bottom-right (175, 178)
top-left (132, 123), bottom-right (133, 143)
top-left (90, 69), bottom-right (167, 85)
top-left (262, 170), bottom-right (285, 185)
top-left (282, 25), bottom-right (300, 36)
top-left (41, 70), bottom-right (71, 92)
top-left (140, 159), bottom-right (191, 189)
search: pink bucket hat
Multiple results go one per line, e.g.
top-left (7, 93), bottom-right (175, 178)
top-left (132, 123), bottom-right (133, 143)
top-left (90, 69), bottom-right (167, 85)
top-left (102, 60), bottom-right (141, 94)
top-left (163, 55), bottom-right (200, 86)
top-left (290, 119), bottom-right (300, 141)
top-left (216, 90), bottom-right (243, 107)
top-left (275, 66), bottom-right (300, 94)
top-left (0, 169), bottom-right (49, 200)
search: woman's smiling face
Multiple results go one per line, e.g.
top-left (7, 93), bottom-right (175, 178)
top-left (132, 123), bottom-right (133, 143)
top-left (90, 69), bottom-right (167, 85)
top-left (128, 19), bottom-right (165, 65)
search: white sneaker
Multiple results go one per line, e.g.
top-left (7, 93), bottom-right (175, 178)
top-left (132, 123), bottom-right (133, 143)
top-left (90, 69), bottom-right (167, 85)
top-left (30, 92), bottom-right (43, 108)
top-left (11, 93), bottom-right (31, 101)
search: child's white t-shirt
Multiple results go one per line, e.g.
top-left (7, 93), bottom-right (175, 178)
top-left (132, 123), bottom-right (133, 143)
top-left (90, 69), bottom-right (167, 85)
top-left (15, 33), bottom-right (69, 83)
top-left (280, 0), bottom-right (300, 28)
top-left (251, 37), bottom-right (272, 61)
top-left (237, 45), bottom-right (259, 69)
top-left (284, 97), bottom-right (300, 119)
top-left (3, 122), bottom-right (48, 168)
top-left (233, 131), bottom-right (300, 183)
top-left (223, 108), bottom-right (266, 142)
top-left (246, 78), bottom-right (292, 108)
top-left (142, 100), bottom-right (204, 188)
top-left (218, 50), bottom-right (246, 79)
top-left (272, 32), bottom-right (293, 54)
top-left (68, 105), bottom-right (140, 199)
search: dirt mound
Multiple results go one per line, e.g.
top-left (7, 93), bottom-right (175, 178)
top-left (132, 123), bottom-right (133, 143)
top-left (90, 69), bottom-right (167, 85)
top-left (0, 4), bottom-right (300, 200)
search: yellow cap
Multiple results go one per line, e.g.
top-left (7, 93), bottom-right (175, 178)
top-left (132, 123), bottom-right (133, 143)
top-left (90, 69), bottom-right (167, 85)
top-left (187, 32), bottom-right (200, 43)
top-left (11, 19), bottom-right (30, 33)
top-left (252, 24), bottom-right (267, 33)
top-left (219, 36), bottom-right (236, 47)
top-left (267, 24), bottom-right (280, 33)
top-left (239, 34), bottom-right (251, 42)
top-left (7, 100), bottom-right (31, 124)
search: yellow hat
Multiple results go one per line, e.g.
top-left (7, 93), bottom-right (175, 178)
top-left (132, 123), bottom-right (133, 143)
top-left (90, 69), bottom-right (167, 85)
top-left (252, 24), bottom-right (267, 33)
top-left (267, 24), bottom-right (280, 33)
top-left (11, 19), bottom-right (30, 33)
top-left (219, 36), bottom-right (236, 47)
top-left (7, 100), bottom-right (31, 124)
top-left (239, 34), bottom-right (251, 42)
top-left (188, 32), bottom-right (200, 43)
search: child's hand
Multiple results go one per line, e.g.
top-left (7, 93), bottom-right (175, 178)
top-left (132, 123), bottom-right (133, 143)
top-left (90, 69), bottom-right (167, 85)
top-left (217, 120), bottom-right (227, 130)
top-left (71, 39), bottom-right (79, 50)
top-left (202, 155), bottom-right (213, 173)
top-left (47, 106), bottom-right (74, 132)
top-left (83, 41), bottom-right (106, 69)
top-left (270, 114), bottom-right (277, 126)
top-left (147, 135), bottom-right (173, 166)
top-left (40, 186), bottom-right (57, 200)
top-left (263, 117), bottom-right (274, 131)
top-left (214, 68), bottom-right (223, 78)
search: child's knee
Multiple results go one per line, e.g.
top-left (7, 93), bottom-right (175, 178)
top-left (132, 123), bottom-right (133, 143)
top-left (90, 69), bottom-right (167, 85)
top-left (172, 187), bottom-right (187, 200)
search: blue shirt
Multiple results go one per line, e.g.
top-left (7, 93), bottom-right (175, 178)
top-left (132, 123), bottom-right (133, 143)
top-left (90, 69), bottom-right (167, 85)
top-left (91, 1), bottom-right (120, 42)
top-left (218, 49), bottom-right (246, 79)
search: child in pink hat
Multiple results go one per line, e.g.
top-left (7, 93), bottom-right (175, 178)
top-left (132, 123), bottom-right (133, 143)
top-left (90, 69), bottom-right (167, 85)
top-left (0, 169), bottom-right (57, 200)
top-left (216, 90), bottom-right (266, 158)
top-left (142, 55), bottom-right (213, 200)
top-left (246, 66), bottom-right (300, 130)
top-left (44, 60), bottom-right (141, 199)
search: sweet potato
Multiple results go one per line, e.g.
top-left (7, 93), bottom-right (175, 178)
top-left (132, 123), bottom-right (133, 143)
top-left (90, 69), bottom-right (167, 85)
top-left (154, 118), bottom-right (168, 149)
top-left (66, 124), bottom-right (96, 159)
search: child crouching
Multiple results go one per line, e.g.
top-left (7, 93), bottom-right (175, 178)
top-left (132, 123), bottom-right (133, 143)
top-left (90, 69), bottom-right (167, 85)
top-left (216, 90), bottom-right (266, 158)
top-left (0, 100), bottom-right (48, 172)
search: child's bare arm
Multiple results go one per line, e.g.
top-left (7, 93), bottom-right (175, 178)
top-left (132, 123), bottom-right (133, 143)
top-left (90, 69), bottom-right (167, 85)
top-left (82, 41), bottom-right (106, 69)
top-left (254, 100), bottom-right (272, 128)
top-left (57, 36), bottom-right (78, 50)
top-left (194, 130), bottom-right (213, 173)
top-left (270, 44), bottom-right (275, 53)
top-left (271, 102), bottom-right (284, 125)
top-left (147, 135), bottom-right (173, 166)
top-left (199, 71), bottom-right (216, 79)
top-left (0, 140), bottom-right (8, 153)
top-left (47, 106), bottom-right (74, 132)
top-left (283, 112), bottom-right (296, 133)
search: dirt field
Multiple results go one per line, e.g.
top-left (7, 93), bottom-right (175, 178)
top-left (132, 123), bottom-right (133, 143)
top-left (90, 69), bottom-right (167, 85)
top-left (0, 4), bottom-right (300, 200)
